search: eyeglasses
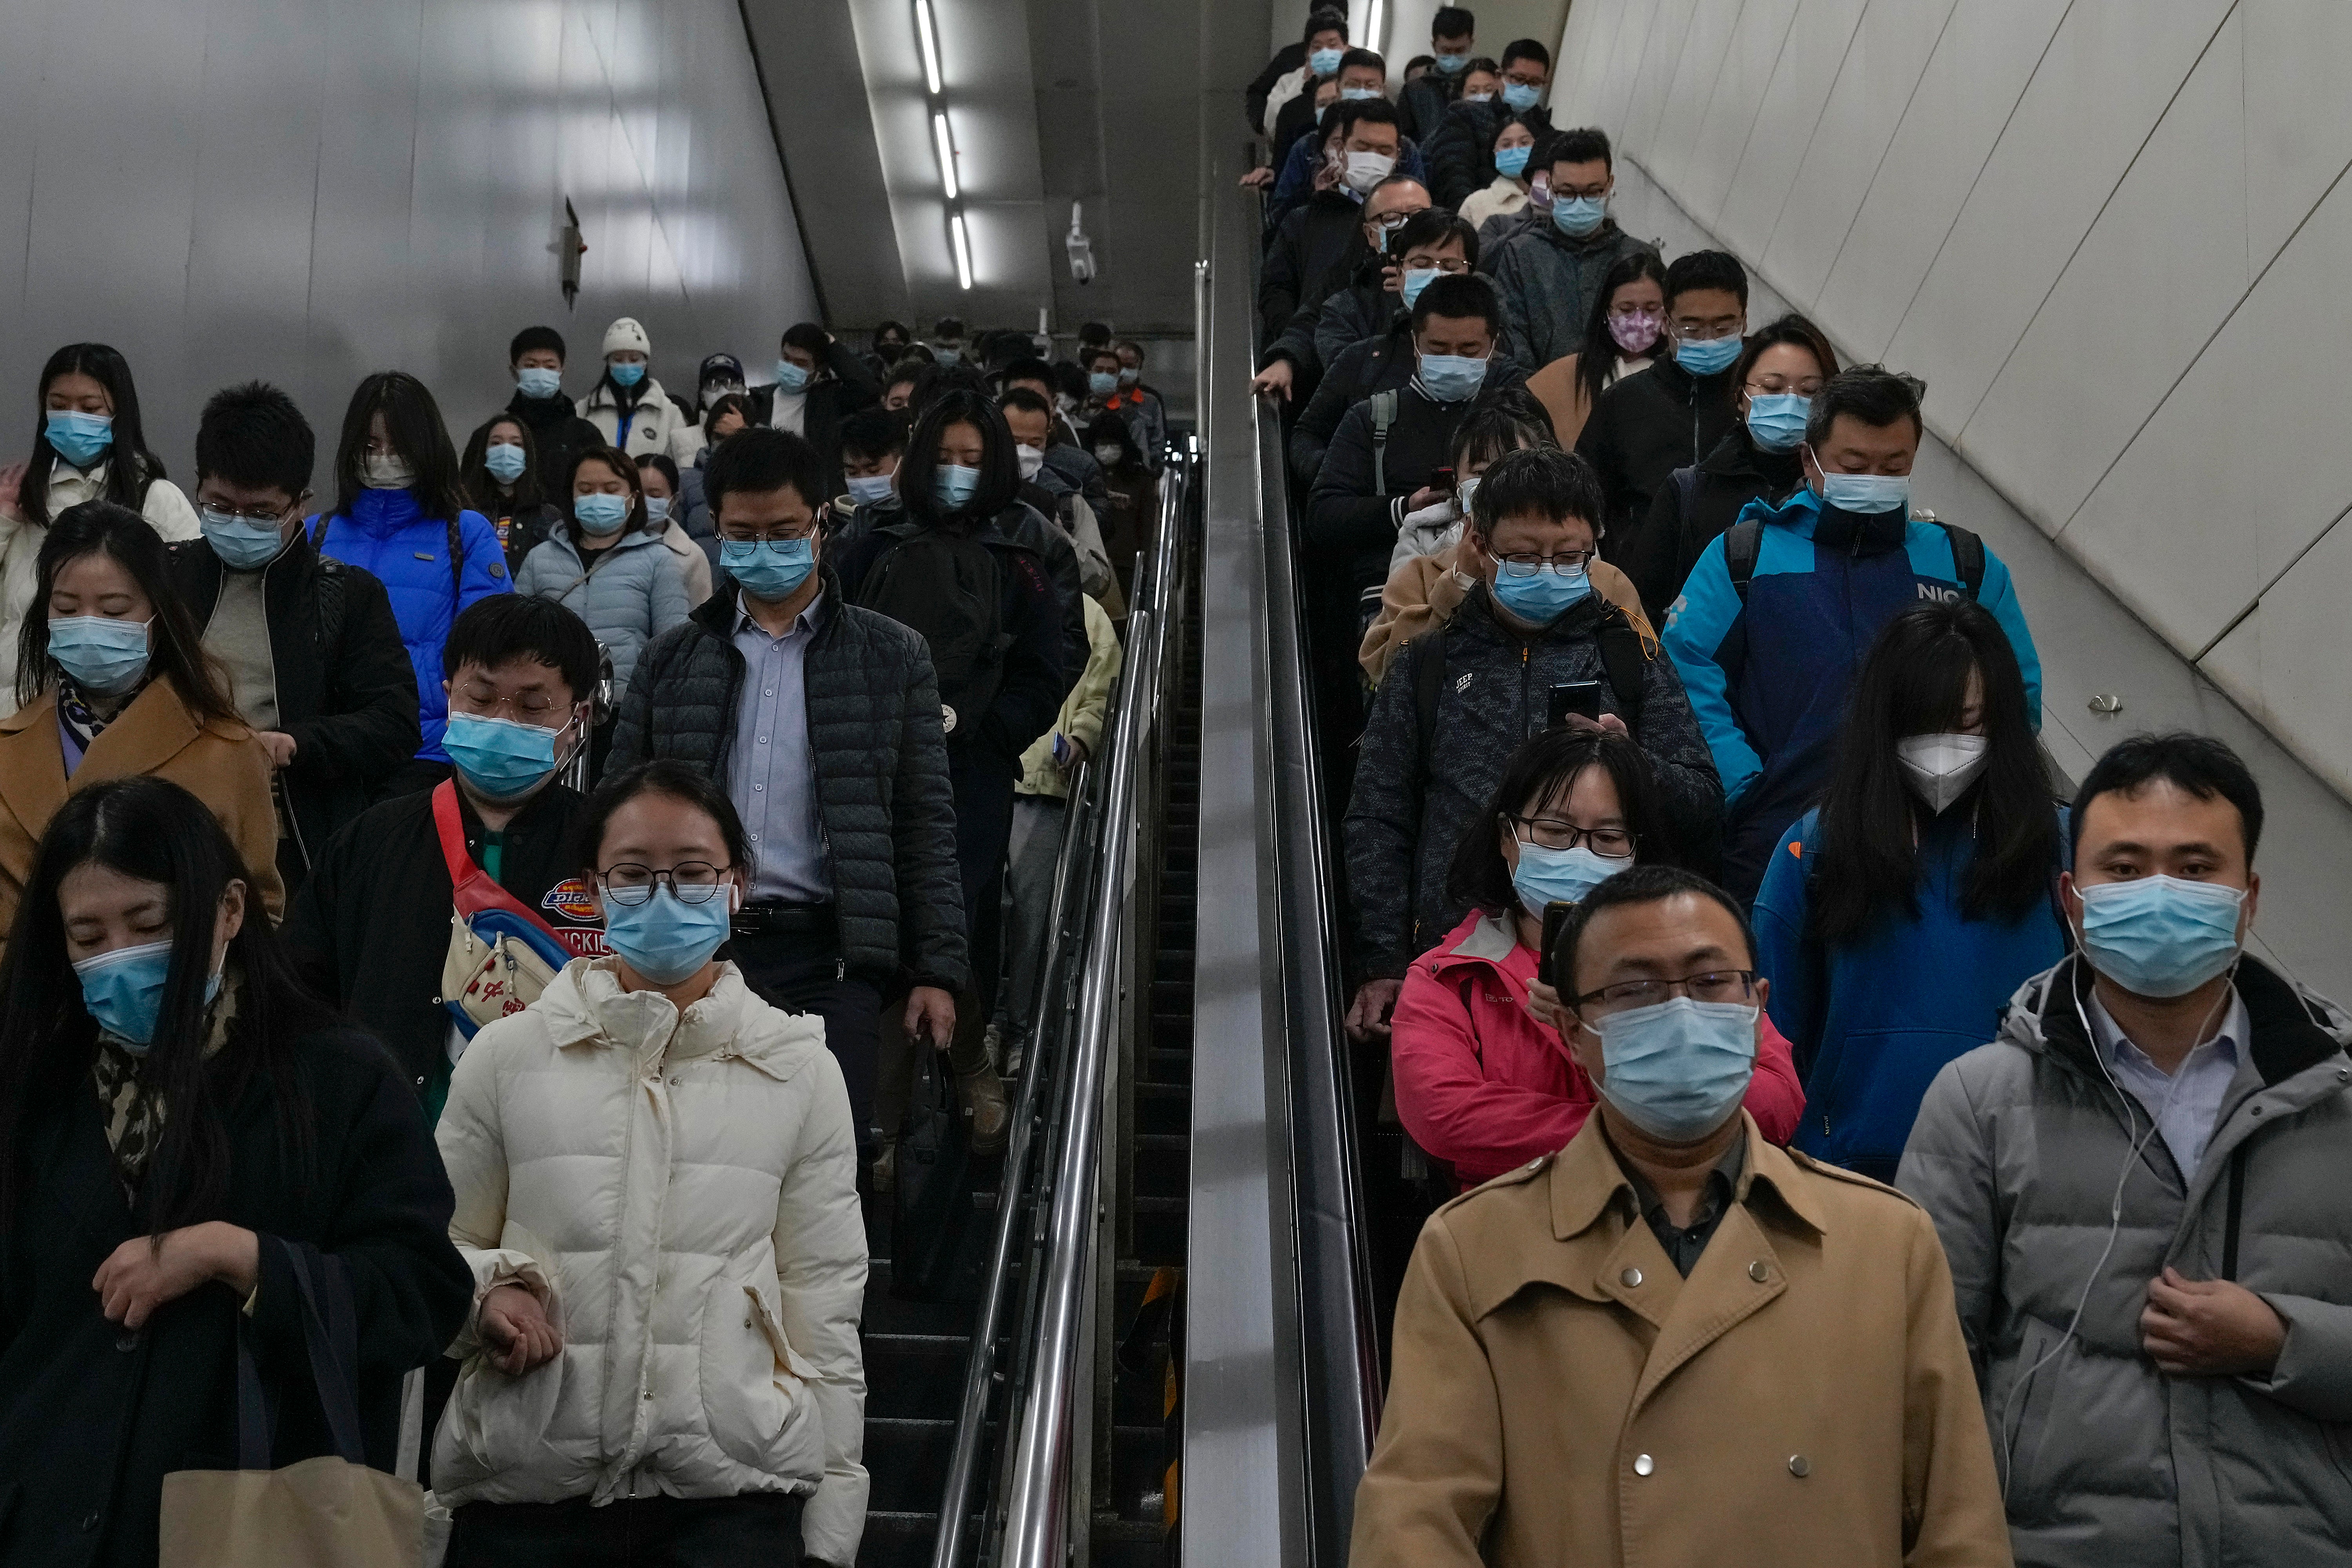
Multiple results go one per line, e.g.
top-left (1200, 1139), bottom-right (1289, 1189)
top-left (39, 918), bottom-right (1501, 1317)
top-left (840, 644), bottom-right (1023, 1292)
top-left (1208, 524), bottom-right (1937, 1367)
top-left (1401, 256), bottom-right (1473, 275)
top-left (1494, 550), bottom-right (1592, 576)
top-left (1744, 376), bottom-right (1823, 396)
top-left (456, 689), bottom-right (572, 720)
top-left (719, 528), bottom-right (815, 548)
top-left (1573, 970), bottom-right (1758, 1016)
top-left (199, 494), bottom-right (305, 524)
top-left (597, 862), bottom-right (729, 905)
top-left (1507, 815), bottom-right (1634, 856)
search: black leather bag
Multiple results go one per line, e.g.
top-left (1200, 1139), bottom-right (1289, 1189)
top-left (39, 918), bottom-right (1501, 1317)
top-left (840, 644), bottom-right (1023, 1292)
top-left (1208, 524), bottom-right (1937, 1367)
top-left (891, 1045), bottom-right (981, 1300)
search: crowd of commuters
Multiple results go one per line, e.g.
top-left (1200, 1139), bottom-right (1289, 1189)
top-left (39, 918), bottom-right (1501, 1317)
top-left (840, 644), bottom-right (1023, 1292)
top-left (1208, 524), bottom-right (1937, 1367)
top-left (1243, 13), bottom-right (2352, 1567)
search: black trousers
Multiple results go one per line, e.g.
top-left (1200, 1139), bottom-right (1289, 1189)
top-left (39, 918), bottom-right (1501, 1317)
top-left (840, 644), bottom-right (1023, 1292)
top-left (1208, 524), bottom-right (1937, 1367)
top-left (445, 1490), bottom-right (804, 1566)
top-left (727, 926), bottom-right (882, 1145)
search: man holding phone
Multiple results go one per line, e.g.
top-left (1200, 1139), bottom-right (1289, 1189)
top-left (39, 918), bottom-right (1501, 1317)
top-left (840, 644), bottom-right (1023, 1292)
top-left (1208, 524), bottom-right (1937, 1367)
top-left (1343, 445), bottom-right (1723, 1043)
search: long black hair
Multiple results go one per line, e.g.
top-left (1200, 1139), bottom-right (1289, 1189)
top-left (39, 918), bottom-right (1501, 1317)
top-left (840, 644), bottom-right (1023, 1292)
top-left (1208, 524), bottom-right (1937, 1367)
top-left (898, 388), bottom-right (1021, 529)
top-left (1447, 728), bottom-right (1676, 916)
top-left (23, 344), bottom-right (167, 527)
top-left (459, 412), bottom-right (546, 513)
top-left (330, 370), bottom-right (469, 525)
top-left (17, 501), bottom-right (241, 724)
top-left (0, 776), bottom-right (329, 1230)
top-left (1575, 249), bottom-right (1670, 411)
top-left (1813, 599), bottom-right (2060, 944)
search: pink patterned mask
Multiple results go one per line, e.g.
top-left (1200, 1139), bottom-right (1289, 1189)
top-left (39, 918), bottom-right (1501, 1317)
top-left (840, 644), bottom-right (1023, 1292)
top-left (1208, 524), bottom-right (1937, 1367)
top-left (1608, 310), bottom-right (1664, 355)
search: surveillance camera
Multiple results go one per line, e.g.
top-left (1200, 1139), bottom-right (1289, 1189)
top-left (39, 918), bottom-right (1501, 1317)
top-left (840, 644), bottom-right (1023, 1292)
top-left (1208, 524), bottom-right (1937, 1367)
top-left (1066, 201), bottom-right (1096, 285)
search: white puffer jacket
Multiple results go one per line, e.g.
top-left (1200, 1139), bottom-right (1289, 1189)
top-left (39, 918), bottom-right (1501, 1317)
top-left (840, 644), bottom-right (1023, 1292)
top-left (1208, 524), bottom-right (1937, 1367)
top-left (432, 958), bottom-right (868, 1561)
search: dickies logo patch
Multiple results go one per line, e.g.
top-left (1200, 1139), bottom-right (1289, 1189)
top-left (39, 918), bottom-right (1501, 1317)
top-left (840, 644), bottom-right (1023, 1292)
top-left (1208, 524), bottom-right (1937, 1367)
top-left (541, 878), bottom-right (603, 924)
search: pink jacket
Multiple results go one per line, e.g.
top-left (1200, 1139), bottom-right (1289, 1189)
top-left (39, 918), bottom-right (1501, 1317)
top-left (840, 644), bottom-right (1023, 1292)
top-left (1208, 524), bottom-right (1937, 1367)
top-left (1390, 911), bottom-right (1805, 1187)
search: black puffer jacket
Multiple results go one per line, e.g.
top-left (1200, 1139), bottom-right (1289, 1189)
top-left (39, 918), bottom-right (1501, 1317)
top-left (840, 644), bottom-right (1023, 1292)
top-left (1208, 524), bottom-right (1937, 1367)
top-left (1622, 426), bottom-right (1804, 625)
top-left (1261, 193), bottom-right (1371, 343)
top-left (1573, 352), bottom-right (1740, 555)
top-left (1290, 316), bottom-right (1417, 489)
top-left (1423, 97), bottom-right (1503, 209)
top-left (1343, 584), bottom-right (1723, 979)
top-left (607, 573), bottom-right (969, 993)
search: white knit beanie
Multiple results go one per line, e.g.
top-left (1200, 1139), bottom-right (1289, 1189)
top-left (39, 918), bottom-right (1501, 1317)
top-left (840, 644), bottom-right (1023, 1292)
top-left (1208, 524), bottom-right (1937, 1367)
top-left (602, 316), bottom-right (651, 357)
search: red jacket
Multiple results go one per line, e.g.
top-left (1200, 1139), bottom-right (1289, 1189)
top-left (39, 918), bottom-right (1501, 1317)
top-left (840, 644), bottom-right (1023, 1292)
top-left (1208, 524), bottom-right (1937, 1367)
top-left (1390, 910), bottom-right (1805, 1187)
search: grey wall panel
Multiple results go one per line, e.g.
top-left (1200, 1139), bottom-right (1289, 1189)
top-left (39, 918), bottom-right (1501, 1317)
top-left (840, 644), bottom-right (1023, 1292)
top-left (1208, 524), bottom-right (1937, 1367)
top-left (0, 0), bottom-right (813, 493)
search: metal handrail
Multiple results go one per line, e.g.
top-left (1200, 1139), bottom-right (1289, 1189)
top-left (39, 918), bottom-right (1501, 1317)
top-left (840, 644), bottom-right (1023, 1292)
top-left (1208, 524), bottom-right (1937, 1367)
top-left (998, 444), bottom-right (1190, 1566)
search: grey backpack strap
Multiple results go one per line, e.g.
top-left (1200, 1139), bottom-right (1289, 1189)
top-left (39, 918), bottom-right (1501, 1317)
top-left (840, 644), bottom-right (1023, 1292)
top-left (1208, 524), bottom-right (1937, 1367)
top-left (1370, 389), bottom-right (1400, 496)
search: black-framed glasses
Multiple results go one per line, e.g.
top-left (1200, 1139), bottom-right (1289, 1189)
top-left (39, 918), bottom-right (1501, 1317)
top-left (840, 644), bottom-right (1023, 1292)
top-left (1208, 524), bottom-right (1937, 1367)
top-left (1506, 815), bottom-right (1634, 856)
top-left (199, 492), bottom-right (307, 525)
top-left (718, 529), bottom-right (816, 550)
top-left (597, 862), bottom-right (730, 905)
top-left (1573, 970), bottom-right (1757, 1016)
top-left (1494, 549), bottom-right (1592, 576)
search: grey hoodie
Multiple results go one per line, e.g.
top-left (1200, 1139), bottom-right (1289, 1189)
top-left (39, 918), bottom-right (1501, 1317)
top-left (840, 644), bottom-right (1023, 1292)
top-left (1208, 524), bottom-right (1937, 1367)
top-left (1898, 953), bottom-right (2352, 1566)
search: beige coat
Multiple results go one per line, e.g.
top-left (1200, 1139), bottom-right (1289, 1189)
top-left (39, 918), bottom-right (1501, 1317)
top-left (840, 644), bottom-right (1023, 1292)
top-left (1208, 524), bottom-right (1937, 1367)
top-left (1351, 1113), bottom-right (2012, 1568)
top-left (0, 679), bottom-right (284, 931)
top-left (1359, 545), bottom-right (1655, 687)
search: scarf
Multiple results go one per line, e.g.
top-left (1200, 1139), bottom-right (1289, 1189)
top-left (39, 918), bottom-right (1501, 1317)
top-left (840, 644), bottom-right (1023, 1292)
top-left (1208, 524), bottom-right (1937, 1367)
top-left (90, 962), bottom-right (239, 1200)
top-left (59, 677), bottom-right (143, 757)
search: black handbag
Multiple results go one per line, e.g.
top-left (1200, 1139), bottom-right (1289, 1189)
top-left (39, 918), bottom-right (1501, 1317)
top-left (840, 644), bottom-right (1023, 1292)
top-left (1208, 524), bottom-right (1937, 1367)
top-left (891, 1045), bottom-right (982, 1301)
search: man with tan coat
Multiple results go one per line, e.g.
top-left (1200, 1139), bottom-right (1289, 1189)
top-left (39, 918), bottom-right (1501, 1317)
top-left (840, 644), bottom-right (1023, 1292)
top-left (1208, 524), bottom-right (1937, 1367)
top-left (1352, 865), bottom-right (2011, 1568)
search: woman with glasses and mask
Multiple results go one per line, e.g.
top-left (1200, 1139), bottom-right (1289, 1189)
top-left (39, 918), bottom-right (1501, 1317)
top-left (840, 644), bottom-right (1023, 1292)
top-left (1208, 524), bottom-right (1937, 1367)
top-left (1754, 600), bottom-right (2065, 1182)
top-left (1389, 727), bottom-right (1801, 1191)
top-left (1522, 249), bottom-right (1668, 452)
top-left (1623, 313), bottom-right (1838, 627)
top-left (431, 760), bottom-right (866, 1567)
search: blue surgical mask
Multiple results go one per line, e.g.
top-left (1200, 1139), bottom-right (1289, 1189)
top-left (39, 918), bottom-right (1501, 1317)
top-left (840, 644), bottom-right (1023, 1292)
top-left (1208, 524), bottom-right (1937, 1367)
top-left (1675, 332), bottom-right (1742, 377)
top-left (2076, 876), bottom-right (2245, 1000)
top-left (1745, 392), bottom-right (1810, 453)
top-left (1501, 80), bottom-right (1542, 111)
top-left (515, 367), bottom-right (563, 399)
top-left (445, 712), bottom-right (571, 801)
top-left (483, 442), bottom-right (528, 484)
top-left (644, 497), bottom-right (671, 524)
top-left (1418, 352), bottom-right (1488, 403)
top-left (200, 508), bottom-right (288, 571)
top-left (1494, 144), bottom-right (1532, 180)
top-left (73, 940), bottom-right (221, 1052)
top-left (935, 345), bottom-right (963, 366)
top-left (46, 410), bottom-right (114, 470)
top-left (1594, 997), bottom-right (1758, 1143)
top-left (1814, 467), bottom-right (1911, 517)
top-left (1308, 46), bottom-right (1345, 76)
top-left (846, 472), bottom-right (897, 507)
top-left (608, 359), bottom-right (646, 388)
top-left (1118, 367), bottom-right (1141, 387)
top-left (1551, 194), bottom-right (1607, 239)
top-left (1339, 85), bottom-right (1380, 101)
top-left (721, 536), bottom-right (815, 602)
top-left (599, 884), bottom-right (735, 985)
top-left (1488, 561), bottom-right (1590, 624)
top-left (1433, 50), bottom-right (1470, 74)
top-left (1089, 370), bottom-right (1119, 397)
top-left (1400, 267), bottom-right (1441, 309)
top-left (774, 359), bottom-right (811, 393)
top-left (1511, 843), bottom-right (1629, 913)
top-left (1465, 90), bottom-right (1495, 103)
top-left (573, 492), bottom-right (630, 535)
top-left (934, 463), bottom-right (983, 510)
top-left (48, 616), bottom-right (150, 693)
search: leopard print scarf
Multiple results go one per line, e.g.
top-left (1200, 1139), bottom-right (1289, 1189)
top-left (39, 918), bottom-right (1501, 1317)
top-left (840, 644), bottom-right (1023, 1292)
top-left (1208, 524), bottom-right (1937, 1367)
top-left (90, 965), bottom-right (239, 1200)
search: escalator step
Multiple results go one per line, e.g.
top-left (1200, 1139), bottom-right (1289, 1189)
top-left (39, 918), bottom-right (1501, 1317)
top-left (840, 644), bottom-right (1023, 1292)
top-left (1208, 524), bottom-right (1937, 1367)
top-left (862, 1332), bottom-right (972, 1419)
top-left (863, 1418), bottom-right (965, 1510)
top-left (1133, 1132), bottom-right (1189, 1197)
top-left (1136, 1082), bottom-right (1191, 1135)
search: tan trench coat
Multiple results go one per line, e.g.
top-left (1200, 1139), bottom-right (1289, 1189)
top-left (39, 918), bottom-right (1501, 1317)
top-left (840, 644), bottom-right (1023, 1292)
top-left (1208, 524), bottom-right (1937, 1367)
top-left (1351, 1112), bottom-right (2012, 1568)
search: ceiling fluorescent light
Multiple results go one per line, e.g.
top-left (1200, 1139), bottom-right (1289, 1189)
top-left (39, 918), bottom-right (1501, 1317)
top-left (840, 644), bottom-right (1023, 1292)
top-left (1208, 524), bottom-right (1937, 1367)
top-left (915, 0), bottom-right (943, 95)
top-left (952, 212), bottom-right (974, 290)
top-left (933, 111), bottom-right (959, 199)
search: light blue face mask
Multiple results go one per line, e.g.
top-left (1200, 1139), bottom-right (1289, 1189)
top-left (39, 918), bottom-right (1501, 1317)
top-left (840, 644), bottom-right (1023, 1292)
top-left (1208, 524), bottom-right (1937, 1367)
top-left (1511, 842), bottom-right (1630, 913)
top-left (721, 536), bottom-right (815, 602)
top-left (1400, 267), bottom-right (1441, 309)
top-left (774, 359), bottom-right (811, 394)
top-left (1089, 370), bottom-right (1119, 397)
top-left (1814, 467), bottom-right (1911, 516)
top-left (1433, 49), bottom-right (1470, 74)
top-left (1340, 85), bottom-right (1380, 100)
top-left (1501, 80), bottom-right (1541, 111)
top-left (600, 884), bottom-right (735, 985)
top-left (1308, 46), bottom-right (1345, 76)
top-left (47, 410), bottom-right (114, 470)
top-left (1418, 352), bottom-right (1488, 403)
top-left (1745, 392), bottom-right (1810, 454)
top-left (445, 712), bottom-right (570, 801)
top-left (200, 507), bottom-right (288, 571)
top-left (573, 492), bottom-right (631, 535)
top-left (934, 463), bottom-right (983, 510)
top-left (608, 359), bottom-right (646, 389)
top-left (1489, 561), bottom-right (1590, 624)
top-left (1551, 194), bottom-right (1606, 239)
top-left (515, 366), bottom-right (563, 399)
top-left (73, 940), bottom-right (222, 1052)
top-left (1493, 144), bottom-right (1532, 180)
top-left (846, 472), bottom-right (897, 507)
top-left (49, 615), bottom-right (150, 694)
top-left (1674, 332), bottom-right (1743, 377)
top-left (935, 345), bottom-right (963, 367)
top-left (483, 442), bottom-right (528, 484)
top-left (644, 497), bottom-right (671, 525)
top-left (1594, 997), bottom-right (1758, 1143)
top-left (2076, 875), bottom-right (2245, 999)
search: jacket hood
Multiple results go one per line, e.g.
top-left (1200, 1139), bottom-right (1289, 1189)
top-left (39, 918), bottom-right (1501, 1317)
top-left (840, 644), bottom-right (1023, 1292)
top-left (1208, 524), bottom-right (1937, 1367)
top-left (536, 957), bottom-right (829, 1083)
top-left (1700, 425), bottom-right (1803, 486)
top-left (343, 486), bottom-right (426, 534)
top-left (582, 373), bottom-right (671, 412)
top-left (1539, 216), bottom-right (1630, 256)
top-left (1730, 484), bottom-right (1913, 557)
top-left (1997, 952), bottom-right (2352, 1093)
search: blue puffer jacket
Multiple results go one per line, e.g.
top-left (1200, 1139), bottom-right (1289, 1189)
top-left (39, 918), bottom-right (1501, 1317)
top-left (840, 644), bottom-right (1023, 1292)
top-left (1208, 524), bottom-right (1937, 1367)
top-left (312, 489), bottom-right (510, 762)
top-left (1662, 486), bottom-right (2041, 899)
top-left (514, 525), bottom-right (689, 695)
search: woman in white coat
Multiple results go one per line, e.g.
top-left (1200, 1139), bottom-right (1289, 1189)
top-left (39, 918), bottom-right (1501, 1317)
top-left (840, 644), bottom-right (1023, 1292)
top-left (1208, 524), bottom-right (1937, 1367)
top-left (433, 760), bottom-right (867, 1567)
top-left (577, 316), bottom-right (705, 467)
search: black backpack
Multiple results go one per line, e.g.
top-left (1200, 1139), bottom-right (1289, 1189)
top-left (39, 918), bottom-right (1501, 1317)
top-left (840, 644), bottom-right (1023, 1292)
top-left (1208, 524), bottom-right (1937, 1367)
top-left (853, 523), bottom-right (1012, 738)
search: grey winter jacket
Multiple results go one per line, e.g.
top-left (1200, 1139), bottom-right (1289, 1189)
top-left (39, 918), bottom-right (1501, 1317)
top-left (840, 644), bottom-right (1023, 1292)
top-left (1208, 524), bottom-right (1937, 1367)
top-left (1898, 954), bottom-right (2352, 1567)
top-left (1484, 220), bottom-right (1658, 372)
top-left (1343, 583), bottom-right (1722, 979)
top-left (607, 573), bottom-right (969, 993)
top-left (514, 524), bottom-right (688, 693)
